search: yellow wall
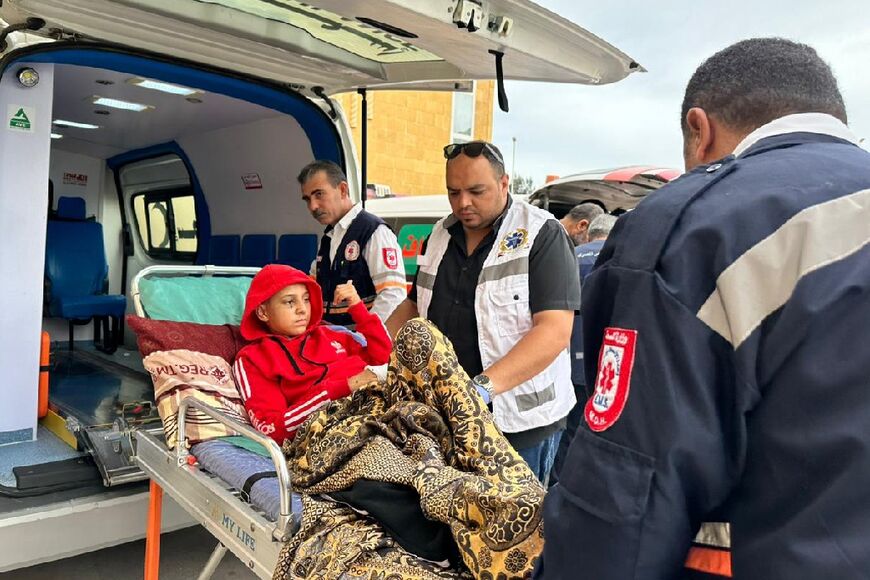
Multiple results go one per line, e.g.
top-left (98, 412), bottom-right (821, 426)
top-left (334, 81), bottom-right (494, 196)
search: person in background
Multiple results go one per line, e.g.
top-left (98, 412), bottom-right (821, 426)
top-left (536, 38), bottom-right (870, 579)
top-left (387, 140), bottom-right (580, 485)
top-left (559, 203), bottom-right (604, 247)
top-left (548, 212), bottom-right (617, 487)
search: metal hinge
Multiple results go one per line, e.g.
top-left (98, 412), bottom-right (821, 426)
top-left (452, 0), bottom-right (485, 33)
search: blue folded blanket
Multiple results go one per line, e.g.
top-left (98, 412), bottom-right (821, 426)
top-left (190, 438), bottom-right (302, 522)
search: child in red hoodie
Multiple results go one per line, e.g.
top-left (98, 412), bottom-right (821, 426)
top-left (234, 264), bottom-right (392, 444)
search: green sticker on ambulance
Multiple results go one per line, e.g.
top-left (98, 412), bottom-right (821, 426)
top-left (397, 224), bottom-right (433, 275)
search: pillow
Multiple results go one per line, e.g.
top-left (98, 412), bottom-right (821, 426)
top-left (137, 275), bottom-right (252, 325)
top-left (144, 349), bottom-right (247, 449)
top-left (127, 315), bottom-right (246, 363)
top-left (127, 315), bottom-right (250, 449)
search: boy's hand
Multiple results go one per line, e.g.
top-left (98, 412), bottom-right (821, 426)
top-left (348, 369), bottom-right (377, 391)
top-left (334, 280), bottom-right (361, 307)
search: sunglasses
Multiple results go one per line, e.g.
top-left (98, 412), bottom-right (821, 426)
top-left (443, 141), bottom-right (505, 166)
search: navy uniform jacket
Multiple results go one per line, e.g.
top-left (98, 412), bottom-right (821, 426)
top-left (569, 239), bottom-right (606, 383)
top-left (537, 130), bottom-right (870, 579)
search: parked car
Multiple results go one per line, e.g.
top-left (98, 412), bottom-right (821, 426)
top-left (528, 166), bottom-right (681, 217)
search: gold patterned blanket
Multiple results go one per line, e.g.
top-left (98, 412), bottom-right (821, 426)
top-left (273, 319), bottom-right (545, 580)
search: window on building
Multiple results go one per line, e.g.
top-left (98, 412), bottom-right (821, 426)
top-left (132, 188), bottom-right (197, 261)
top-left (451, 85), bottom-right (476, 143)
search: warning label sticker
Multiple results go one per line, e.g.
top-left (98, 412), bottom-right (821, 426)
top-left (7, 105), bottom-right (35, 133)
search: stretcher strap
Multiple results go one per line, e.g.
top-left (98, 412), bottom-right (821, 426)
top-left (240, 470), bottom-right (277, 503)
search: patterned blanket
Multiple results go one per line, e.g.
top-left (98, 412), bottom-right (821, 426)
top-left (274, 319), bottom-right (545, 580)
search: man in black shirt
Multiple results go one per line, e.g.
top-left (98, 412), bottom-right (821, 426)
top-left (387, 141), bottom-right (580, 484)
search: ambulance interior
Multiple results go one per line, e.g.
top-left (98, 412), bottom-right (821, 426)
top-left (3, 55), bottom-right (343, 500)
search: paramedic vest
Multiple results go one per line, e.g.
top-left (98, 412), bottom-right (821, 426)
top-left (416, 201), bottom-right (574, 433)
top-left (316, 210), bottom-right (385, 326)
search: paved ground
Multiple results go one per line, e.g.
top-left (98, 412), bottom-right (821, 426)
top-left (0, 526), bottom-right (258, 579)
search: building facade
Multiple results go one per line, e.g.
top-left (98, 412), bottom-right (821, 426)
top-left (334, 81), bottom-right (494, 196)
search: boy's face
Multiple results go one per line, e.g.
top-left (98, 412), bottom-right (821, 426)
top-left (256, 283), bottom-right (311, 337)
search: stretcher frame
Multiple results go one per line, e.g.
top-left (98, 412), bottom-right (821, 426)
top-left (130, 265), bottom-right (292, 580)
top-left (135, 399), bottom-right (291, 579)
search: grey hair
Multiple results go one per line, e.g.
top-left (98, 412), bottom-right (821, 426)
top-left (297, 160), bottom-right (347, 187)
top-left (565, 202), bottom-right (604, 224)
top-left (588, 214), bottom-right (617, 240)
top-left (681, 38), bottom-right (846, 135)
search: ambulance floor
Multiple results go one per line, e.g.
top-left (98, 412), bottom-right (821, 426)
top-left (0, 426), bottom-right (83, 488)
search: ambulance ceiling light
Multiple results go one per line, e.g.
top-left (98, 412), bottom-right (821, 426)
top-left (17, 67), bottom-right (39, 88)
top-left (90, 96), bottom-right (154, 112)
top-left (127, 77), bottom-right (199, 97)
top-left (52, 119), bottom-right (100, 130)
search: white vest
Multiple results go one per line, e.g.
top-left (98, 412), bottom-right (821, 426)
top-left (416, 200), bottom-right (575, 433)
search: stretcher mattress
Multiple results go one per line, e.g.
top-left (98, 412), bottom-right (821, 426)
top-left (190, 438), bottom-right (301, 522)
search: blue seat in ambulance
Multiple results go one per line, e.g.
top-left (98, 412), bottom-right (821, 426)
top-left (277, 234), bottom-right (317, 272)
top-left (241, 234), bottom-right (276, 267)
top-left (45, 197), bottom-right (126, 350)
top-left (206, 235), bottom-right (241, 266)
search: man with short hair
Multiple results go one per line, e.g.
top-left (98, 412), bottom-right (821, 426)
top-left (537, 38), bottom-right (870, 579)
top-left (298, 160), bottom-right (406, 326)
top-left (548, 212), bottom-right (616, 487)
top-left (559, 203), bottom-right (604, 247)
top-left (387, 141), bottom-right (580, 485)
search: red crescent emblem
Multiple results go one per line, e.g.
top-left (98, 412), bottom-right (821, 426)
top-left (585, 327), bottom-right (637, 432)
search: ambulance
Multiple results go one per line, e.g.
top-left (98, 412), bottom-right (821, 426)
top-left (0, 0), bottom-right (642, 572)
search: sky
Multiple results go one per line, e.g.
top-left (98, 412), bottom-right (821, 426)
top-left (492, 1), bottom-right (870, 186)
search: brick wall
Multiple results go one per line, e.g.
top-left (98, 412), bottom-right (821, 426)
top-left (334, 81), bottom-right (494, 195)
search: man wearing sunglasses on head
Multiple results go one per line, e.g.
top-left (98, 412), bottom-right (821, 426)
top-left (386, 140), bottom-right (580, 485)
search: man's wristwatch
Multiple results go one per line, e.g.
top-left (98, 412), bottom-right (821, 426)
top-left (472, 374), bottom-right (495, 403)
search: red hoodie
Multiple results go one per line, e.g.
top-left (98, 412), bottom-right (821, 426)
top-left (234, 265), bottom-right (391, 443)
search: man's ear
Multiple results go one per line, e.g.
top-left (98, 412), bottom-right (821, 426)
top-left (577, 219), bottom-right (589, 234)
top-left (685, 107), bottom-right (715, 164)
top-left (339, 180), bottom-right (350, 200)
top-left (500, 173), bottom-right (511, 195)
top-left (256, 304), bottom-right (269, 322)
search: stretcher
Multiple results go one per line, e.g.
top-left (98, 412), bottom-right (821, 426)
top-left (130, 265), bottom-right (295, 579)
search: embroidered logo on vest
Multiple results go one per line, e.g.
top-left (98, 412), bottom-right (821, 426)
top-left (345, 240), bottom-right (361, 261)
top-left (498, 228), bottom-right (529, 257)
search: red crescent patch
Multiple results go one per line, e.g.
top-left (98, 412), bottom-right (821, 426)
top-left (383, 248), bottom-right (398, 270)
top-left (344, 241), bottom-right (360, 261)
top-left (585, 327), bottom-right (637, 432)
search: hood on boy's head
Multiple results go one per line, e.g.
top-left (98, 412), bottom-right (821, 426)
top-left (241, 264), bottom-right (323, 341)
